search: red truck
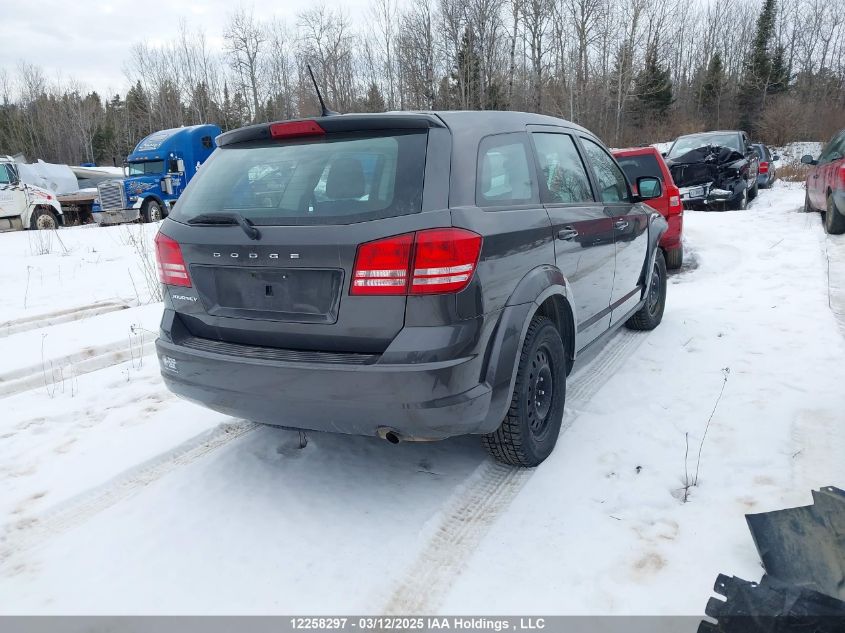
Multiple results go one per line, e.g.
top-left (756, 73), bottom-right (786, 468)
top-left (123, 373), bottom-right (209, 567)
top-left (802, 129), bottom-right (845, 234)
top-left (613, 146), bottom-right (684, 269)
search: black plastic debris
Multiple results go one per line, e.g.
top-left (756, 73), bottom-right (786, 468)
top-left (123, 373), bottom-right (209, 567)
top-left (699, 487), bottom-right (845, 632)
top-left (699, 574), bottom-right (845, 632)
top-left (746, 486), bottom-right (845, 600)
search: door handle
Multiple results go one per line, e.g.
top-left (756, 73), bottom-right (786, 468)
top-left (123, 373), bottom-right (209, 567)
top-left (614, 219), bottom-right (629, 230)
top-left (557, 228), bottom-right (579, 241)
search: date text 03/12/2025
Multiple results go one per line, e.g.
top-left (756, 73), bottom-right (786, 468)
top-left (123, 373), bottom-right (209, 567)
top-left (289, 617), bottom-right (547, 631)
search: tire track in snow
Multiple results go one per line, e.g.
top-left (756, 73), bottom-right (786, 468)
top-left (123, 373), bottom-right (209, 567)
top-left (382, 329), bottom-right (647, 614)
top-left (0, 420), bottom-right (257, 571)
top-left (0, 338), bottom-right (154, 398)
top-left (0, 300), bottom-right (132, 339)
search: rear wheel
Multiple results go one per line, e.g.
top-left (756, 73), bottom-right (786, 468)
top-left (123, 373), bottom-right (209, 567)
top-left (626, 250), bottom-right (667, 331)
top-left (664, 246), bottom-right (683, 270)
top-left (141, 199), bottom-right (163, 223)
top-left (483, 316), bottom-right (566, 467)
top-left (30, 208), bottom-right (58, 230)
top-left (748, 181), bottom-right (758, 201)
top-left (825, 194), bottom-right (845, 235)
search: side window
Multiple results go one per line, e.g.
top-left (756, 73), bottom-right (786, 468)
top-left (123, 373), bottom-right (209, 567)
top-left (531, 133), bottom-right (594, 204)
top-left (580, 138), bottom-right (629, 203)
top-left (0, 165), bottom-right (11, 185)
top-left (830, 132), bottom-right (845, 161)
top-left (477, 133), bottom-right (538, 206)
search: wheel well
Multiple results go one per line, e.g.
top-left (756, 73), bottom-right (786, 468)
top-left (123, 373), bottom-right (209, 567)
top-left (535, 294), bottom-right (575, 374)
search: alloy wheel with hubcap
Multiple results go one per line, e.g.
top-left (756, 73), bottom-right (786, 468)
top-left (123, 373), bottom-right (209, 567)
top-left (143, 200), bottom-right (163, 223)
top-left (31, 209), bottom-right (57, 230)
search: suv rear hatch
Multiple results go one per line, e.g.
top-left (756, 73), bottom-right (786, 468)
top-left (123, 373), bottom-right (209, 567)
top-left (159, 115), bottom-right (451, 355)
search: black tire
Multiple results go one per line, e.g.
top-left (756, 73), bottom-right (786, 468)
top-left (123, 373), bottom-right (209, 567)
top-left (626, 249), bottom-right (667, 331)
top-left (728, 186), bottom-right (748, 211)
top-left (141, 199), bottom-right (163, 223)
top-left (29, 208), bottom-right (58, 230)
top-left (483, 316), bottom-right (567, 467)
top-left (664, 246), bottom-right (683, 270)
top-left (825, 194), bottom-right (845, 235)
top-left (748, 181), bottom-right (758, 201)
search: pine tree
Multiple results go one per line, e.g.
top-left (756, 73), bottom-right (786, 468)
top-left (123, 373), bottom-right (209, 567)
top-left (361, 82), bottom-right (386, 112)
top-left (632, 44), bottom-right (673, 123)
top-left (769, 45), bottom-right (790, 95)
top-left (451, 28), bottom-right (481, 109)
top-left (738, 0), bottom-right (778, 132)
top-left (700, 52), bottom-right (725, 128)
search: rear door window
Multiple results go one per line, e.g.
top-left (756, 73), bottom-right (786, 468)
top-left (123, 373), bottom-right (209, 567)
top-left (476, 133), bottom-right (539, 206)
top-left (531, 133), bottom-right (594, 203)
top-left (171, 131), bottom-right (427, 225)
top-left (580, 138), bottom-right (630, 203)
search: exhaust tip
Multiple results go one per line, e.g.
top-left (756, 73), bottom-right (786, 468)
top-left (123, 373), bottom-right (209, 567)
top-left (377, 427), bottom-right (402, 444)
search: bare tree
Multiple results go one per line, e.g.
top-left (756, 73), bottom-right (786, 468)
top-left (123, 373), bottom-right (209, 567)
top-left (224, 7), bottom-right (267, 122)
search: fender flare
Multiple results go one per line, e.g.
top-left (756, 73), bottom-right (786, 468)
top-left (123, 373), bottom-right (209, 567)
top-left (133, 193), bottom-right (165, 211)
top-left (478, 265), bottom-right (574, 433)
top-left (642, 211), bottom-right (669, 292)
top-left (24, 200), bottom-right (63, 228)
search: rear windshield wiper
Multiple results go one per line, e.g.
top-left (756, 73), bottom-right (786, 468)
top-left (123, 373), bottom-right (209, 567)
top-left (186, 212), bottom-right (261, 240)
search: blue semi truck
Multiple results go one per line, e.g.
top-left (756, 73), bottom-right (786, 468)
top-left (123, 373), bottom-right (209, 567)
top-left (94, 124), bottom-right (221, 225)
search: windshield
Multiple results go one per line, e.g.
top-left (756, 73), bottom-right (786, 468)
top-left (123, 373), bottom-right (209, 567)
top-left (668, 133), bottom-right (741, 158)
top-left (171, 131), bottom-right (427, 226)
top-left (126, 160), bottom-right (165, 176)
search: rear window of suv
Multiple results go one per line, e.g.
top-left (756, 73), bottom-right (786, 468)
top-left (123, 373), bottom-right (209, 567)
top-left (171, 131), bottom-right (427, 225)
top-left (616, 153), bottom-right (663, 182)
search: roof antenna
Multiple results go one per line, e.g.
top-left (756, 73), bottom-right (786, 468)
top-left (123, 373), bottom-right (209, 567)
top-left (306, 64), bottom-right (338, 117)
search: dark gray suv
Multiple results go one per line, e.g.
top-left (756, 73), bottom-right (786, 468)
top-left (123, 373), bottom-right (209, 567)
top-left (154, 111), bottom-right (667, 466)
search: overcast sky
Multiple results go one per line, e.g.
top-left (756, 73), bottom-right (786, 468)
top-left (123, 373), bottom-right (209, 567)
top-left (0, 0), bottom-right (370, 97)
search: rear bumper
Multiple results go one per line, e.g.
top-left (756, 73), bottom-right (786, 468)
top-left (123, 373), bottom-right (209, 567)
top-left (155, 313), bottom-right (500, 441)
top-left (679, 179), bottom-right (744, 209)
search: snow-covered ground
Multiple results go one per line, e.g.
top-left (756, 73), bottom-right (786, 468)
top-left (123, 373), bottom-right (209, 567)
top-left (0, 184), bottom-right (843, 617)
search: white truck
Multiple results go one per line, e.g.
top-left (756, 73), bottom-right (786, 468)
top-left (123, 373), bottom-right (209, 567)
top-left (0, 156), bottom-right (65, 231)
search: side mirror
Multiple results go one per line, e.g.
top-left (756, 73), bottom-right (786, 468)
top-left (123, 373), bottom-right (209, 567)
top-left (772, 154), bottom-right (780, 161)
top-left (168, 158), bottom-right (185, 173)
top-left (661, 151), bottom-right (668, 158)
top-left (800, 154), bottom-right (817, 166)
top-left (636, 176), bottom-right (662, 201)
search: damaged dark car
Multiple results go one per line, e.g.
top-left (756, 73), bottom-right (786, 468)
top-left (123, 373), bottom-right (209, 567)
top-left (665, 131), bottom-right (760, 210)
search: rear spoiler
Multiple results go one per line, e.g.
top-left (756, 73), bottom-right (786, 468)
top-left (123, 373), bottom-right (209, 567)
top-left (217, 113), bottom-right (446, 147)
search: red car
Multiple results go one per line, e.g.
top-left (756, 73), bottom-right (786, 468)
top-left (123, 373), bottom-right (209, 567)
top-left (613, 146), bottom-right (684, 268)
top-left (802, 129), bottom-right (845, 234)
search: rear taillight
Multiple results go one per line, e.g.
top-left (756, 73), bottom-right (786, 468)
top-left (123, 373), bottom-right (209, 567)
top-left (411, 228), bottom-right (483, 294)
top-left (838, 165), bottom-right (845, 189)
top-left (154, 232), bottom-right (191, 287)
top-left (269, 120), bottom-right (325, 139)
top-left (350, 233), bottom-right (414, 295)
top-left (351, 228), bottom-right (482, 296)
top-left (668, 187), bottom-right (683, 215)
top-left (759, 161), bottom-right (769, 174)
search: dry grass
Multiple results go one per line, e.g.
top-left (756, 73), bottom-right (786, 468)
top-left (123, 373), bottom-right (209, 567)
top-left (777, 163), bottom-right (811, 183)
